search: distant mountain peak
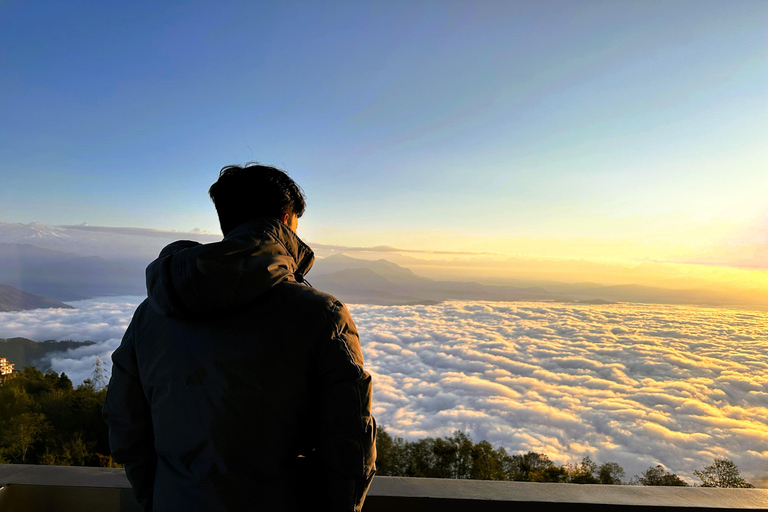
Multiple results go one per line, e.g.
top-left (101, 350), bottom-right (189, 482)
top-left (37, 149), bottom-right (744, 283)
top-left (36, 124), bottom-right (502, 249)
top-left (321, 253), bottom-right (359, 262)
top-left (314, 253), bottom-right (431, 283)
top-left (0, 221), bottom-right (70, 240)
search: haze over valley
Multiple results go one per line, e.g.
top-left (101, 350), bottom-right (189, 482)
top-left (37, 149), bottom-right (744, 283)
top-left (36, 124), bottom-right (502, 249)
top-left (2, 221), bottom-right (766, 309)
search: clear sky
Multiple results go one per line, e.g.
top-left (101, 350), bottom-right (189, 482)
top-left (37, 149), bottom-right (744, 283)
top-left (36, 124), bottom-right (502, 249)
top-left (2, 0), bottom-right (766, 264)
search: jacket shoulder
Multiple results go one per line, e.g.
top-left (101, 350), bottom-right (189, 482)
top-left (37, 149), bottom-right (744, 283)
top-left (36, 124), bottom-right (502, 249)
top-left (272, 281), bottom-right (354, 327)
top-left (273, 279), bottom-right (341, 308)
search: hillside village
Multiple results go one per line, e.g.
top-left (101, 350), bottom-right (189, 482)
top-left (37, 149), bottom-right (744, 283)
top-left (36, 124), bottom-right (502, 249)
top-left (0, 356), bottom-right (14, 383)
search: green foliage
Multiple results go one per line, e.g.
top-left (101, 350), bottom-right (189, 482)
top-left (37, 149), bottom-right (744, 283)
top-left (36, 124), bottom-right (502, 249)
top-left (637, 465), bottom-right (689, 486)
top-left (565, 456), bottom-right (600, 484)
top-left (376, 429), bottom-right (753, 487)
top-left (469, 440), bottom-right (506, 481)
top-left (0, 338), bottom-right (95, 369)
top-left (450, 430), bottom-right (474, 479)
top-left (507, 451), bottom-right (557, 481)
top-left (0, 366), bottom-right (110, 466)
top-left (598, 461), bottom-right (626, 485)
top-left (531, 465), bottom-right (568, 483)
top-left (1, 412), bottom-right (49, 463)
top-left (694, 458), bottom-right (754, 488)
top-left (432, 435), bottom-right (459, 478)
top-left (375, 427), bottom-right (625, 484)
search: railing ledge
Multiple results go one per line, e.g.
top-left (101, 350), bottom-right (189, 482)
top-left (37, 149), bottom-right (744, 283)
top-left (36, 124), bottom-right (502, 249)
top-left (2, 465), bottom-right (767, 511)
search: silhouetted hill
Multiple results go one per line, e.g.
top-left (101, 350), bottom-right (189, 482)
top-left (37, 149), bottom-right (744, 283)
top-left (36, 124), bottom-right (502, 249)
top-left (313, 254), bottom-right (433, 285)
top-left (310, 254), bottom-right (748, 306)
top-left (0, 243), bottom-right (144, 300)
top-left (0, 337), bottom-right (95, 369)
top-left (1, 223), bottom-right (757, 306)
top-left (311, 254), bottom-right (575, 305)
top-left (312, 268), bottom-right (439, 305)
top-left (0, 242), bottom-right (81, 263)
top-left (0, 284), bottom-right (74, 312)
top-left (548, 282), bottom-right (747, 306)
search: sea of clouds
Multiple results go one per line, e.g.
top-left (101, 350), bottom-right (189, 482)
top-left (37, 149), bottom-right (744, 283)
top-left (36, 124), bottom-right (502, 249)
top-left (0, 297), bottom-right (766, 486)
top-left (350, 301), bottom-right (768, 487)
top-left (0, 296), bottom-right (145, 386)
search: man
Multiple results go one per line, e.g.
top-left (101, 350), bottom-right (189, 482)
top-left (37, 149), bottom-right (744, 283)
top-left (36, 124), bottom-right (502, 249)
top-left (103, 163), bottom-right (376, 511)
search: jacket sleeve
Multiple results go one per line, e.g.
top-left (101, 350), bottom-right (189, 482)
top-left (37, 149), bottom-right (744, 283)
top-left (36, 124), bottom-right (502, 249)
top-left (312, 300), bottom-right (376, 512)
top-left (102, 311), bottom-right (157, 511)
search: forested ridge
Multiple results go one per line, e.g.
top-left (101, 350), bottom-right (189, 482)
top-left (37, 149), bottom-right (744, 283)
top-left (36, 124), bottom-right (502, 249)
top-left (376, 428), bottom-right (753, 487)
top-left (0, 367), bottom-right (114, 466)
top-left (377, 428), bottom-right (625, 483)
top-left (0, 337), bottom-right (95, 369)
top-left (0, 367), bottom-right (754, 488)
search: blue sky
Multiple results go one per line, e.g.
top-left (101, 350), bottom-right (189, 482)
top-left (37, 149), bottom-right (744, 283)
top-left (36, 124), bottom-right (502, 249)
top-left (2, 0), bottom-right (766, 261)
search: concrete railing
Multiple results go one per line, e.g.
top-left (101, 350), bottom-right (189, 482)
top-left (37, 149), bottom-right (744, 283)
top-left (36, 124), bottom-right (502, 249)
top-left (1, 464), bottom-right (767, 511)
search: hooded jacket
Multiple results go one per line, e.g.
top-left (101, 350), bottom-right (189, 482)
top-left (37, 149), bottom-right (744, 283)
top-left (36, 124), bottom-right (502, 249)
top-left (103, 218), bottom-right (376, 512)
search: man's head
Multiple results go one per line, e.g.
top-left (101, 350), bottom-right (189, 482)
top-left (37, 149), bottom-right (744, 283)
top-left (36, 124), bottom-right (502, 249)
top-left (208, 163), bottom-right (306, 236)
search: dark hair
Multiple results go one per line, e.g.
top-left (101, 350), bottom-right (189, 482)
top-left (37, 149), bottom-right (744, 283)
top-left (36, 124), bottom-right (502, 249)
top-left (208, 162), bottom-right (306, 235)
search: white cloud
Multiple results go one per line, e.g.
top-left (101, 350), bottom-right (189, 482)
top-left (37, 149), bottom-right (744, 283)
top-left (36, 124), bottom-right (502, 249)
top-left (349, 301), bottom-right (768, 486)
top-left (0, 296), bottom-right (143, 387)
top-left (1, 297), bottom-right (766, 486)
top-left (48, 339), bottom-right (121, 387)
top-left (0, 296), bottom-right (143, 342)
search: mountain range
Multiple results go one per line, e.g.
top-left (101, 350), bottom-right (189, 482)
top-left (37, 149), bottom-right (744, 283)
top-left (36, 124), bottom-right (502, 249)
top-left (310, 254), bottom-right (766, 307)
top-left (311, 254), bottom-right (576, 305)
top-left (0, 221), bottom-right (764, 309)
top-left (0, 243), bottom-right (144, 301)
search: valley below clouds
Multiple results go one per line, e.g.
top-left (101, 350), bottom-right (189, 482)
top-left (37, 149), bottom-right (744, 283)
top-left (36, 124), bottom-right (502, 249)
top-left (1, 297), bottom-right (766, 486)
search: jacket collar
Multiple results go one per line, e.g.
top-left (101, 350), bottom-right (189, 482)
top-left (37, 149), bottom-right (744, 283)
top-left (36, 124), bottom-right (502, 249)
top-left (224, 217), bottom-right (314, 281)
top-left (146, 217), bottom-right (315, 317)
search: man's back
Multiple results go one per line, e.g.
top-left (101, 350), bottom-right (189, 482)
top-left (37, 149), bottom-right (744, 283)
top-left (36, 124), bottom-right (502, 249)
top-left (104, 217), bottom-right (376, 511)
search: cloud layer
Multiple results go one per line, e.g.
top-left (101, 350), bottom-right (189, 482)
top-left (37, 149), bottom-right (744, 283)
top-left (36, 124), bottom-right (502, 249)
top-left (349, 301), bottom-right (768, 486)
top-left (1, 297), bottom-right (765, 486)
top-left (0, 296), bottom-right (144, 386)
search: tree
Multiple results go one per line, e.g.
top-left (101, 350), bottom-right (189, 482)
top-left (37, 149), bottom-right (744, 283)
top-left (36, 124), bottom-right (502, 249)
top-left (450, 430), bottom-right (474, 479)
top-left (56, 372), bottom-right (73, 392)
top-left (1, 412), bottom-right (49, 463)
top-left (469, 440), bottom-right (506, 481)
top-left (404, 437), bottom-right (437, 477)
top-left (531, 464), bottom-right (568, 483)
top-left (432, 436), bottom-right (459, 478)
top-left (44, 369), bottom-right (59, 390)
top-left (375, 427), bottom-right (398, 476)
top-left (0, 367), bottom-right (109, 466)
top-left (17, 367), bottom-right (52, 395)
top-left (506, 451), bottom-right (554, 481)
top-left (598, 462), bottom-right (626, 485)
top-left (566, 456), bottom-right (599, 484)
top-left (0, 384), bottom-right (35, 422)
top-left (637, 465), bottom-right (689, 486)
top-left (694, 458), bottom-right (754, 488)
top-left (78, 378), bottom-right (95, 391)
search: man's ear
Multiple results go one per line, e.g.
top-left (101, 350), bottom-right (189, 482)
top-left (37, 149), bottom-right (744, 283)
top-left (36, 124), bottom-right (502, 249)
top-left (280, 213), bottom-right (289, 225)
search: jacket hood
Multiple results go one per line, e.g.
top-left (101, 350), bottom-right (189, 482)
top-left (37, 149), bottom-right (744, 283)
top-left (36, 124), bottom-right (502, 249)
top-left (146, 217), bottom-right (315, 317)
